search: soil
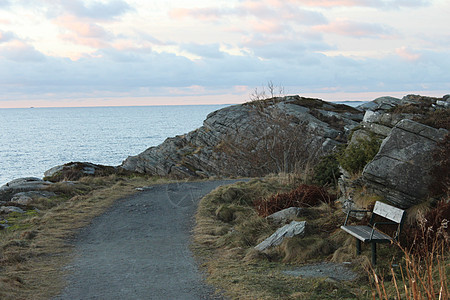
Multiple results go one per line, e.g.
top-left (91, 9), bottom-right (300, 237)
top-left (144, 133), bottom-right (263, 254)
top-left (54, 180), bottom-right (244, 300)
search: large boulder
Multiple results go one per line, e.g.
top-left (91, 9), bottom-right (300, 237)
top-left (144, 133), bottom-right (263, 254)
top-left (362, 119), bottom-right (448, 208)
top-left (121, 96), bottom-right (363, 178)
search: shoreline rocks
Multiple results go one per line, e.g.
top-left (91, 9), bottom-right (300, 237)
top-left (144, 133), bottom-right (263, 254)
top-left (121, 96), bottom-right (364, 178)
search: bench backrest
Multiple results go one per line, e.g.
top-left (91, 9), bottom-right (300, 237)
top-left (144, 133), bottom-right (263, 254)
top-left (372, 201), bottom-right (405, 224)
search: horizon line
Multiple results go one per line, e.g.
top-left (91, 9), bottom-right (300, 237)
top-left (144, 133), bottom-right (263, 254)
top-left (0, 91), bottom-right (447, 109)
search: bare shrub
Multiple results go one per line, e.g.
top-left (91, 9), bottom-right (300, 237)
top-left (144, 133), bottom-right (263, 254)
top-left (217, 103), bottom-right (324, 177)
top-left (249, 81), bottom-right (285, 102)
top-left (253, 184), bottom-right (336, 217)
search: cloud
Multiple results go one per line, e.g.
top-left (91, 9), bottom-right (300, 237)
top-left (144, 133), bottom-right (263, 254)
top-left (314, 20), bottom-right (397, 39)
top-left (241, 33), bottom-right (334, 59)
top-left (0, 43), bottom-right (449, 102)
top-left (181, 43), bottom-right (225, 59)
top-left (0, 30), bottom-right (16, 43)
top-left (52, 14), bottom-right (115, 51)
top-left (55, 15), bottom-right (109, 39)
top-left (58, 0), bottom-right (132, 20)
top-left (285, 0), bottom-right (430, 8)
top-left (0, 40), bottom-right (46, 62)
top-left (395, 46), bottom-right (421, 61)
top-left (170, 1), bottom-right (327, 26)
top-left (169, 7), bottom-right (233, 21)
top-left (0, 0), bottom-right (10, 7)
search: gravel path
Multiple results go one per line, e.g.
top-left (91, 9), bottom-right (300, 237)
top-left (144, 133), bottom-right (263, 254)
top-left (54, 180), bottom-right (243, 300)
top-left (283, 262), bottom-right (358, 281)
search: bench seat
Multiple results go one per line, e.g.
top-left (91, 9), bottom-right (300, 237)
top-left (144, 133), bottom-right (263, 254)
top-left (340, 225), bottom-right (392, 243)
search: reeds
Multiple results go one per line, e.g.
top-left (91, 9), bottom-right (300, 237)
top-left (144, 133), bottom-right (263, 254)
top-left (370, 216), bottom-right (449, 300)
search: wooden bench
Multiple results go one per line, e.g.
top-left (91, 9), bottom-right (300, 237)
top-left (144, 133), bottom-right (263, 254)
top-left (340, 201), bottom-right (406, 265)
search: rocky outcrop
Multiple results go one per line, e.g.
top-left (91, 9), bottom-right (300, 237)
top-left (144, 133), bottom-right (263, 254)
top-left (355, 94), bottom-right (449, 140)
top-left (121, 96), bottom-right (363, 178)
top-left (338, 94), bottom-right (449, 209)
top-left (0, 177), bottom-right (53, 202)
top-left (362, 119), bottom-right (448, 208)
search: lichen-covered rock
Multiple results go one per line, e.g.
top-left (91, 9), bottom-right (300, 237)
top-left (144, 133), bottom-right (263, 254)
top-left (122, 96), bottom-right (363, 178)
top-left (362, 119), bottom-right (448, 208)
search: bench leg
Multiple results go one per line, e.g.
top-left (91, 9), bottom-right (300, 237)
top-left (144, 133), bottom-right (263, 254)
top-left (356, 239), bottom-right (361, 255)
top-left (371, 243), bottom-right (377, 265)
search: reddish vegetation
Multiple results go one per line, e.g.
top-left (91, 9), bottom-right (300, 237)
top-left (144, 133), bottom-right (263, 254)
top-left (254, 184), bottom-right (336, 217)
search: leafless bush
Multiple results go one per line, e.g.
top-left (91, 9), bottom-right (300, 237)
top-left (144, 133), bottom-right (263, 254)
top-left (249, 81), bottom-right (285, 102)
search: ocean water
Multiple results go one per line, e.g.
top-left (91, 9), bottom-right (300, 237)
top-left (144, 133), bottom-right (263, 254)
top-left (0, 105), bottom-right (229, 185)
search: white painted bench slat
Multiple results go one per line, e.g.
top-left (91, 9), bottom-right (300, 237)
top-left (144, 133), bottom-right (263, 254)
top-left (373, 201), bottom-right (404, 223)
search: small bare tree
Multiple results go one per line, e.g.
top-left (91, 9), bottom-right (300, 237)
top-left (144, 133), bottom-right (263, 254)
top-left (249, 81), bottom-right (285, 102)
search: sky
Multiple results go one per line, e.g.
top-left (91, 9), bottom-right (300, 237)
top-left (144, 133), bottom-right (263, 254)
top-left (0, 0), bottom-right (449, 108)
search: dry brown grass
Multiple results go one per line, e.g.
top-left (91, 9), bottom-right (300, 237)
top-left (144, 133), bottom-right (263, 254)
top-left (192, 177), bottom-right (369, 299)
top-left (0, 175), bottom-right (171, 300)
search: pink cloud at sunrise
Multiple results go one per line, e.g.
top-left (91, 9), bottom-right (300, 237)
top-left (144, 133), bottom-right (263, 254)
top-left (0, 0), bottom-right (448, 108)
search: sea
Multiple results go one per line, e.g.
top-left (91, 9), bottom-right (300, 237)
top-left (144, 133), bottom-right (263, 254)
top-left (0, 101), bottom-right (366, 186)
top-left (0, 105), bottom-right (229, 186)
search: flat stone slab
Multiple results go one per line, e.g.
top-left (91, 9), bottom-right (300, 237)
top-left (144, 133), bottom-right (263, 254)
top-left (283, 262), bottom-right (358, 281)
top-left (255, 220), bottom-right (307, 251)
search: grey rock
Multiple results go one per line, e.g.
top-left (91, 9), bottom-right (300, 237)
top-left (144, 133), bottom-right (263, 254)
top-left (266, 207), bottom-right (303, 224)
top-left (255, 220), bottom-right (307, 251)
top-left (358, 96), bottom-right (401, 111)
top-left (44, 165), bottom-right (64, 178)
top-left (10, 191), bottom-right (56, 205)
top-left (0, 177), bottom-right (53, 202)
top-left (363, 119), bottom-right (448, 208)
top-left (362, 122), bottom-right (392, 137)
top-left (436, 100), bottom-right (449, 108)
top-left (349, 129), bottom-right (372, 145)
top-left (0, 206), bottom-right (25, 214)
